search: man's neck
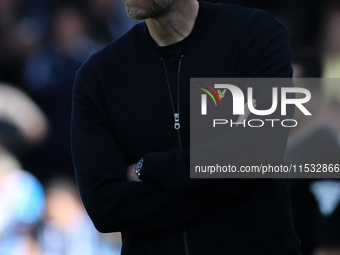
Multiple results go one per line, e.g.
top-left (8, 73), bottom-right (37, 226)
top-left (145, 0), bottom-right (199, 47)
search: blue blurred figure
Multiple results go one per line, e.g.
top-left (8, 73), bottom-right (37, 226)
top-left (0, 146), bottom-right (45, 255)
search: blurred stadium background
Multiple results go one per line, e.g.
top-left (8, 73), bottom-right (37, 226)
top-left (1, 0), bottom-right (340, 254)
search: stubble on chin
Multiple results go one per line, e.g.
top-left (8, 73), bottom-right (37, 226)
top-left (123, 0), bottom-right (176, 20)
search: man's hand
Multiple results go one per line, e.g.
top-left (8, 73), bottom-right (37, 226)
top-left (236, 99), bottom-right (256, 127)
top-left (126, 163), bottom-right (142, 182)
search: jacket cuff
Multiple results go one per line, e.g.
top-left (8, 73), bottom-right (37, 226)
top-left (140, 148), bottom-right (189, 189)
top-left (140, 152), bottom-right (167, 186)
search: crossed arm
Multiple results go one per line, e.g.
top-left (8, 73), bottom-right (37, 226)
top-left (126, 100), bottom-right (256, 182)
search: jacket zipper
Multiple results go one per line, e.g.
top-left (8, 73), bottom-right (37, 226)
top-left (161, 56), bottom-right (189, 255)
top-left (161, 55), bottom-right (183, 148)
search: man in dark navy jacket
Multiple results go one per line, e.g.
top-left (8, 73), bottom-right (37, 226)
top-left (71, 0), bottom-right (301, 254)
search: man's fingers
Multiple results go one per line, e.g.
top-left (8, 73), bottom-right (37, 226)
top-left (244, 99), bottom-right (256, 118)
top-left (236, 99), bottom-right (257, 126)
top-left (126, 163), bottom-right (141, 182)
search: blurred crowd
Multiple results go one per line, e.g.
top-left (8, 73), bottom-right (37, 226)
top-left (0, 0), bottom-right (340, 255)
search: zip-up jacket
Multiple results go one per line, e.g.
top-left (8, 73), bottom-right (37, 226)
top-left (71, 1), bottom-right (301, 254)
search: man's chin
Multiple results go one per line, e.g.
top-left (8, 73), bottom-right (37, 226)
top-left (124, 0), bottom-right (176, 20)
top-left (126, 8), bottom-right (152, 20)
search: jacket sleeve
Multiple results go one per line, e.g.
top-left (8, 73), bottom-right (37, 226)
top-left (140, 12), bottom-right (294, 191)
top-left (71, 62), bottom-right (236, 233)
